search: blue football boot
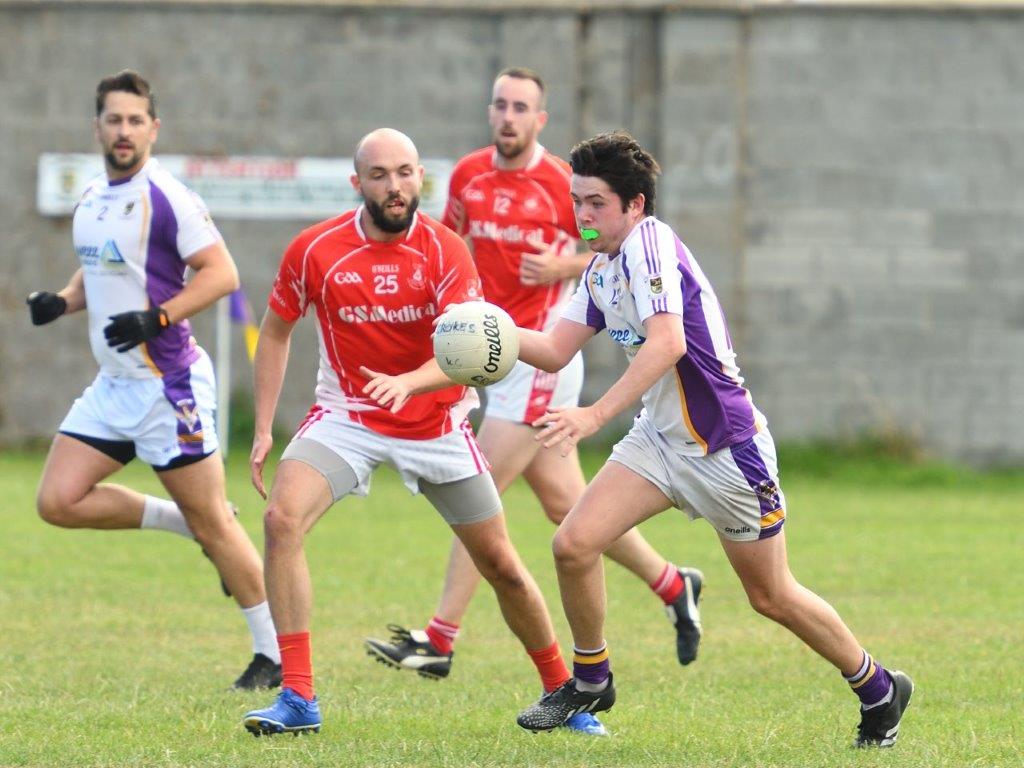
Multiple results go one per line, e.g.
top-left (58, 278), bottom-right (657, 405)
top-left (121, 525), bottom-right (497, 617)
top-left (565, 711), bottom-right (609, 736)
top-left (243, 687), bottom-right (321, 737)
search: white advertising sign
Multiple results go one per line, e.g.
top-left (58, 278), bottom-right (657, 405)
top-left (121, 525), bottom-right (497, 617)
top-left (37, 154), bottom-right (453, 220)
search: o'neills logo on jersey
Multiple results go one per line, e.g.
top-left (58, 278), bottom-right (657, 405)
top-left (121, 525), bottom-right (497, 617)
top-left (468, 220), bottom-right (544, 244)
top-left (338, 302), bottom-right (438, 324)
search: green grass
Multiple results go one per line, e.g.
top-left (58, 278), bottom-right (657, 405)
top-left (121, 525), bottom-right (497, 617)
top-left (0, 446), bottom-right (1021, 767)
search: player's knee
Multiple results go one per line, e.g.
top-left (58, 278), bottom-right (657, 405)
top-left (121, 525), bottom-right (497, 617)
top-left (745, 586), bottom-right (789, 623)
top-left (552, 526), bottom-right (593, 571)
top-left (541, 501), bottom-right (571, 525)
top-left (475, 549), bottom-right (527, 591)
top-left (262, 501), bottom-right (302, 546)
top-left (36, 487), bottom-right (77, 527)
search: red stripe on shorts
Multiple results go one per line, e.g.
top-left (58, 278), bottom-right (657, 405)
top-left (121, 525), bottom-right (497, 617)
top-left (295, 405), bottom-right (328, 439)
top-left (523, 369), bottom-right (559, 424)
top-left (459, 419), bottom-right (490, 473)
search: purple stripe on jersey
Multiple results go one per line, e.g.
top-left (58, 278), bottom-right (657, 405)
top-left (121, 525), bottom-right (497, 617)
top-left (641, 219), bottom-right (660, 276)
top-left (580, 261), bottom-right (607, 331)
top-left (145, 181), bottom-right (199, 374)
top-left (729, 437), bottom-right (786, 540)
top-left (620, 253), bottom-right (631, 284)
top-left (161, 366), bottom-right (207, 457)
top-left (673, 236), bottom-right (757, 453)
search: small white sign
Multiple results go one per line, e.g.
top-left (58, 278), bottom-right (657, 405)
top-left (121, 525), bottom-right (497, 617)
top-left (37, 153), bottom-right (454, 220)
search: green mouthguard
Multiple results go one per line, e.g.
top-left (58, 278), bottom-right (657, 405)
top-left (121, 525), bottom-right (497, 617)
top-left (580, 228), bottom-right (600, 241)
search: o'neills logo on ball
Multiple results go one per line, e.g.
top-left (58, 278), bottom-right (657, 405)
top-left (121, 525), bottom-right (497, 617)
top-left (482, 313), bottom-right (502, 373)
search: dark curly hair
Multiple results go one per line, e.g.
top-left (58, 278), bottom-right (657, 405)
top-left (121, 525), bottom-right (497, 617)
top-left (569, 131), bottom-right (660, 215)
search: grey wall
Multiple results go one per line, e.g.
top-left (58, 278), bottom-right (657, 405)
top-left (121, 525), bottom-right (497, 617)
top-left (2, 3), bottom-right (1022, 463)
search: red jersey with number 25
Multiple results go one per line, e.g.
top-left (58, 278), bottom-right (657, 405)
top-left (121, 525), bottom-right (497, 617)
top-left (442, 145), bottom-right (579, 331)
top-left (269, 208), bottom-right (483, 440)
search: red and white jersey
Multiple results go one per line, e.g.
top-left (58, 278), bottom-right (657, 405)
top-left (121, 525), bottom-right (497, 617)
top-left (442, 144), bottom-right (579, 331)
top-left (269, 208), bottom-right (484, 440)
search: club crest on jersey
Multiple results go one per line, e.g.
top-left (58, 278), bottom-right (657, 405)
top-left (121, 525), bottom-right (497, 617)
top-left (523, 197), bottom-right (540, 213)
top-left (175, 399), bottom-right (200, 431)
top-left (464, 188), bottom-right (485, 202)
top-left (100, 239), bottom-right (125, 265)
top-left (121, 201), bottom-right (135, 217)
top-left (648, 276), bottom-right (663, 295)
top-left (408, 264), bottom-right (426, 291)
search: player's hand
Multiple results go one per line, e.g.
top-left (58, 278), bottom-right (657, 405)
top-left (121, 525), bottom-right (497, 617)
top-left (532, 405), bottom-right (602, 456)
top-left (103, 307), bottom-right (170, 352)
top-left (26, 291), bottom-right (67, 326)
top-left (520, 232), bottom-right (572, 286)
top-left (250, 431), bottom-right (273, 499)
top-left (360, 366), bottom-right (413, 414)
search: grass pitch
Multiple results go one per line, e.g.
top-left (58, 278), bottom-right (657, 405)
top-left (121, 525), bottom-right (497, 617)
top-left (0, 445), bottom-right (1021, 767)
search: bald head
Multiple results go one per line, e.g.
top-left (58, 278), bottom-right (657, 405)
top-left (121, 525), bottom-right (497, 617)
top-left (354, 128), bottom-right (419, 175)
top-left (350, 127), bottom-right (425, 239)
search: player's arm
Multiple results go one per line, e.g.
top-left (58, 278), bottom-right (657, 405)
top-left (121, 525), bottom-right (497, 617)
top-left (26, 269), bottom-right (86, 325)
top-left (534, 313), bottom-right (685, 455)
top-left (518, 317), bottom-right (594, 373)
top-left (360, 358), bottom-right (454, 414)
top-left (520, 233), bottom-right (592, 286)
top-left (162, 242), bottom-right (240, 323)
top-left (250, 308), bottom-right (297, 498)
top-left (102, 242), bottom-right (240, 352)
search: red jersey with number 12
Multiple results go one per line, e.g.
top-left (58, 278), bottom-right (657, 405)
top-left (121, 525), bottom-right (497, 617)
top-left (442, 145), bottom-right (579, 331)
top-left (269, 208), bottom-right (483, 440)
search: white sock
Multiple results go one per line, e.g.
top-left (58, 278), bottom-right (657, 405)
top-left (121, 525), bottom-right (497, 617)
top-left (140, 495), bottom-right (195, 540)
top-left (242, 601), bottom-right (280, 663)
top-left (575, 678), bottom-right (609, 693)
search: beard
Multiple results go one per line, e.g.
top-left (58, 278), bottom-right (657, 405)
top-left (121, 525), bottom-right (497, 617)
top-left (494, 134), bottom-right (529, 160)
top-left (105, 145), bottom-right (144, 172)
top-left (365, 193), bottom-right (420, 233)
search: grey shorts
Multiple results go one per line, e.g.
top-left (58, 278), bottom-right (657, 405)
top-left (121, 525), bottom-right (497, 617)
top-left (281, 436), bottom-right (502, 526)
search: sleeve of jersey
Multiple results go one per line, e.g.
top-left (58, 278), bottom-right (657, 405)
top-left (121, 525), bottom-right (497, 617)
top-left (267, 236), bottom-right (309, 322)
top-left (628, 222), bottom-right (685, 325)
top-left (440, 169), bottom-right (468, 235)
top-left (561, 261), bottom-right (606, 332)
top-left (174, 189), bottom-right (223, 260)
top-left (433, 231), bottom-right (482, 308)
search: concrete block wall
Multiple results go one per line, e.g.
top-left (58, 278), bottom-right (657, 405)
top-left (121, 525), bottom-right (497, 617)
top-left (1, 2), bottom-right (1021, 464)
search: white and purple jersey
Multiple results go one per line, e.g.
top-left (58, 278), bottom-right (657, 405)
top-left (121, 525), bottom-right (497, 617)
top-left (563, 216), bottom-right (766, 457)
top-left (72, 158), bottom-right (221, 379)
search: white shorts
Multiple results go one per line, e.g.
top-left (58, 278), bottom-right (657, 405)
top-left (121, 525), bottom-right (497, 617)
top-left (289, 406), bottom-right (491, 496)
top-left (59, 348), bottom-right (219, 467)
top-left (483, 352), bottom-right (584, 425)
top-left (609, 412), bottom-right (786, 542)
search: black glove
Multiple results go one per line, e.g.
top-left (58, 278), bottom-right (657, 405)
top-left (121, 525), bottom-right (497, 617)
top-left (26, 291), bottom-right (67, 326)
top-left (103, 306), bottom-right (171, 352)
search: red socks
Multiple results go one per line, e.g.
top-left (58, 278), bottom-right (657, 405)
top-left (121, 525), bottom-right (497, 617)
top-left (425, 616), bottom-right (459, 655)
top-left (278, 631), bottom-right (314, 701)
top-left (650, 563), bottom-right (684, 605)
top-left (527, 641), bottom-right (571, 693)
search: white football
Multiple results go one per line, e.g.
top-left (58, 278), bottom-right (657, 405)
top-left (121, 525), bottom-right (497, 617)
top-left (433, 301), bottom-right (519, 387)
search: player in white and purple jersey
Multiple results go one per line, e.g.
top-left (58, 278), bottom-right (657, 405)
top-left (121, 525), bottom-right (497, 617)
top-left (26, 71), bottom-right (280, 690)
top-left (513, 132), bottom-right (913, 747)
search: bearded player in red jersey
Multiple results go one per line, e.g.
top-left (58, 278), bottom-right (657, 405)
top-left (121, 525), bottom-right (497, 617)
top-left (364, 70), bottom-right (704, 730)
top-left (242, 128), bottom-right (588, 736)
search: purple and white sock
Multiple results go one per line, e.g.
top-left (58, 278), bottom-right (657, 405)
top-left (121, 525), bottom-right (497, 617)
top-left (845, 650), bottom-right (894, 710)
